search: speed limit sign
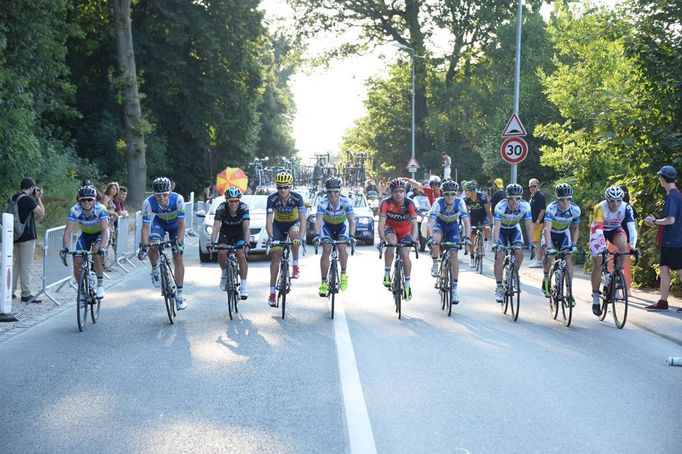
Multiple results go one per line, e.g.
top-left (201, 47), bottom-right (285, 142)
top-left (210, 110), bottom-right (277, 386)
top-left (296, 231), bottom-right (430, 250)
top-left (500, 137), bottom-right (528, 164)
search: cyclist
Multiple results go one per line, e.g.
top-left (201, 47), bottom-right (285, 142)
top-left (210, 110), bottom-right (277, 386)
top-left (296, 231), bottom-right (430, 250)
top-left (541, 183), bottom-right (581, 302)
top-left (589, 185), bottom-right (638, 316)
top-left (378, 178), bottom-right (418, 300)
top-left (463, 181), bottom-right (493, 266)
top-left (427, 180), bottom-right (470, 303)
top-left (313, 177), bottom-right (356, 297)
top-left (210, 187), bottom-right (250, 300)
top-left (139, 177), bottom-right (187, 310)
top-left (492, 184), bottom-right (535, 303)
top-left (265, 171), bottom-right (307, 307)
top-left (61, 185), bottom-right (110, 299)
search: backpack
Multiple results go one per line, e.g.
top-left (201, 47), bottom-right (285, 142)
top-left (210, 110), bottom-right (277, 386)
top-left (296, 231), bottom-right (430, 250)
top-left (3, 193), bottom-right (29, 242)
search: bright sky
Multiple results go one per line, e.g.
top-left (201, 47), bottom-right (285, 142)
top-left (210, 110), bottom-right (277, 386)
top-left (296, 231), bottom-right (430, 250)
top-left (259, 0), bottom-right (622, 162)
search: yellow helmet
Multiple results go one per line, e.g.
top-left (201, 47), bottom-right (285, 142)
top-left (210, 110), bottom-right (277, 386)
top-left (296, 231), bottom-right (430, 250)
top-left (274, 171), bottom-right (293, 186)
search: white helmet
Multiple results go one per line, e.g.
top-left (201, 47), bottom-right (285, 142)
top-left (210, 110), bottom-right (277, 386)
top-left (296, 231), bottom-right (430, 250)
top-left (604, 185), bottom-right (624, 201)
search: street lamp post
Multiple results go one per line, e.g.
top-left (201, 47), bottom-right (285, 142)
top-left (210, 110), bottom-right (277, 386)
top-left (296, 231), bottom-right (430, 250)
top-left (394, 43), bottom-right (416, 179)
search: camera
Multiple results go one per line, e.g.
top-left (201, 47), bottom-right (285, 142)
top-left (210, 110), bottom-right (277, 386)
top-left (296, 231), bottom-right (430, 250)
top-left (34, 187), bottom-right (42, 196)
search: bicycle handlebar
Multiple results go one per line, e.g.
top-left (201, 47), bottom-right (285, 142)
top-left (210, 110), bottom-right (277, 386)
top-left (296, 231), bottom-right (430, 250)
top-left (60, 249), bottom-right (95, 267)
top-left (378, 242), bottom-right (419, 260)
top-left (601, 249), bottom-right (639, 266)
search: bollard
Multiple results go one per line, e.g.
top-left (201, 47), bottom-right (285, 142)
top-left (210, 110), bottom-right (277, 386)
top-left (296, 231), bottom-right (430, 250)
top-left (0, 213), bottom-right (18, 322)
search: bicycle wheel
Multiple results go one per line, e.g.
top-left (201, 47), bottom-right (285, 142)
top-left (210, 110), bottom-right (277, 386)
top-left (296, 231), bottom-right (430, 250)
top-left (476, 236), bottom-right (484, 274)
top-left (502, 261), bottom-right (510, 314)
top-left (509, 265), bottom-right (520, 321)
top-left (77, 270), bottom-right (89, 332)
top-left (549, 266), bottom-right (560, 320)
top-left (90, 275), bottom-right (101, 324)
top-left (278, 262), bottom-right (288, 319)
top-left (226, 263), bottom-right (235, 320)
top-left (439, 259), bottom-right (448, 311)
top-left (444, 264), bottom-right (453, 317)
top-left (560, 271), bottom-right (573, 327)
top-left (393, 265), bottom-right (402, 319)
top-left (160, 261), bottom-right (175, 324)
top-left (328, 260), bottom-right (337, 319)
top-left (611, 270), bottom-right (628, 329)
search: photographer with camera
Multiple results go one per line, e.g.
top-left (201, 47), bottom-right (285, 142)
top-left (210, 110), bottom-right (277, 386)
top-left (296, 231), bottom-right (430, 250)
top-left (9, 177), bottom-right (45, 303)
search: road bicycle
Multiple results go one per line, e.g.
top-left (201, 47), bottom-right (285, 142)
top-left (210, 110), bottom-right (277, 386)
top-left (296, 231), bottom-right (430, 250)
top-left (315, 237), bottom-right (355, 319)
top-left (266, 239), bottom-right (305, 319)
top-left (546, 248), bottom-right (579, 327)
top-left (141, 241), bottom-right (177, 324)
top-left (597, 249), bottom-right (639, 329)
top-left (209, 244), bottom-right (246, 320)
top-left (432, 241), bottom-right (464, 317)
top-left (495, 244), bottom-right (530, 322)
top-left (61, 250), bottom-right (102, 332)
top-left (379, 241), bottom-right (419, 319)
top-left (471, 226), bottom-right (486, 274)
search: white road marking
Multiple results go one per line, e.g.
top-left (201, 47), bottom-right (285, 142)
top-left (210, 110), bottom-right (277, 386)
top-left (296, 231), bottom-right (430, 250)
top-left (334, 300), bottom-right (377, 454)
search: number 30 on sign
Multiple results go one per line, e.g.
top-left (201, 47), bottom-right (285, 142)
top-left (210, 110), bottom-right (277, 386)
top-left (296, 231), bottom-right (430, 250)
top-left (500, 137), bottom-right (528, 164)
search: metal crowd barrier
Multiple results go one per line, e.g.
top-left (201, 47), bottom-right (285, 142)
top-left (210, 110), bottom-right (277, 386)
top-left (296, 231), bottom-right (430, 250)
top-left (35, 226), bottom-right (71, 306)
top-left (185, 191), bottom-right (197, 238)
top-left (134, 210), bottom-right (143, 256)
top-left (114, 215), bottom-right (135, 272)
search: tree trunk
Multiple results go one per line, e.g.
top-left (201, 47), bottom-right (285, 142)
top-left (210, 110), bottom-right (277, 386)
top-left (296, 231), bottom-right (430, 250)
top-left (112, 0), bottom-right (146, 207)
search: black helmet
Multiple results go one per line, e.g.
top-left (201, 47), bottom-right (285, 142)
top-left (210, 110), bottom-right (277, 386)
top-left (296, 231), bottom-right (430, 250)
top-left (506, 183), bottom-right (523, 197)
top-left (441, 180), bottom-right (459, 192)
top-left (388, 178), bottom-right (408, 191)
top-left (152, 177), bottom-right (172, 193)
top-left (325, 177), bottom-right (342, 190)
top-left (555, 183), bottom-right (573, 198)
top-left (78, 185), bottom-right (97, 199)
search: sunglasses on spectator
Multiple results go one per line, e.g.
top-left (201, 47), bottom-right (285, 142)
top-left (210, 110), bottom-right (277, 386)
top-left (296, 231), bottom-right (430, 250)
top-left (443, 192), bottom-right (457, 196)
top-left (277, 186), bottom-right (291, 190)
top-left (79, 198), bottom-right (95, 203)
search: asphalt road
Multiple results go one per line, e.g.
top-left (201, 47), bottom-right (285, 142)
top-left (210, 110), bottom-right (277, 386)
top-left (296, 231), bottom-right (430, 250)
top-left (1, 243), bottom-right (680, 453)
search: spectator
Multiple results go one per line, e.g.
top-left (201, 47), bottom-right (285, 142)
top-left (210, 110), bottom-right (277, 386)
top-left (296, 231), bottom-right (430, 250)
top-left (441, 152), bottom-right (452, 180)
top-left (528, 178), bottom-right (546, 268)
top-left (490, 178), bottom-right (506, 212)
top-left (644, 165), bottom-right (682, 311)
top-left (620, 185), bottom-right (638, 243)
top-left (100, 182), bottom-right (120, 222)
top-left (203, 181), bottom-right (215, 203)
top-left (114, 186), bottom-right (129, 217)
top-left (11, 178), bottom-right (45, 303)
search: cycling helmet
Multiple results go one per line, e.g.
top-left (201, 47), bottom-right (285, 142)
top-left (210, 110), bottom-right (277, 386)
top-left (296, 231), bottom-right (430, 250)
top-left (464, 181), bottom-right (477, 192)
top-left (78, 185), bottom-right (97, 199)
top-left (225, 187), bottom-right (242, 199)
top-left (325, 176), bottom-right (342, 190)
top-left (506, 183), bottom-right (524, 197)
top-left (441, 180), bottom-right (459, 193)
top-left (152, 177), bottom-right (172, 193)
top-left (604, 185), bottom-right (624, 201)
top-left (555, 183), bottom-right (573, 198)
top-left (274, 171), bottom-right (293, 186)
top-left (428, 176), bottom-right (441, 187)
top-left (388, 178), bottom-right (408, 191)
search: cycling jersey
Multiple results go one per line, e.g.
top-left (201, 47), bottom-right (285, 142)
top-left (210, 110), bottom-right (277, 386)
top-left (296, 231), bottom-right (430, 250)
top-left (429, 197), bottom-right (468, 225)
top-left (266, 191), bottom-right (306, 223)
top-left (215, 201), bottom-right (250, 242)
top-left (589, 200), bottom-right (637, 254)
top-left (317, 195), bottom-right (353, 225)
top-left (380, 197), bottom-right (417, 238)
top-left (68, 203), bottom-right (108, 234)
top-left (493, 199), bottom-right (532, 229)
top-left (545, 200), bottom-right (581, 233)
top-left (141, 193), bottom-right (185, 227)
top-left (464, 192), bottom-right (490, 225)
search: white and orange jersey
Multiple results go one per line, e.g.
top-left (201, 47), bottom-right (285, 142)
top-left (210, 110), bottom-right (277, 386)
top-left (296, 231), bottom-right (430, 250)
top-left (589, 200), bottom-right (637, 255)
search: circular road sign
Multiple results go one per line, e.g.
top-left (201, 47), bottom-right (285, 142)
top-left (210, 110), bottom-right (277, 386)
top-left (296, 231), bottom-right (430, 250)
top-left (500, 137), bottom-right (528, 164)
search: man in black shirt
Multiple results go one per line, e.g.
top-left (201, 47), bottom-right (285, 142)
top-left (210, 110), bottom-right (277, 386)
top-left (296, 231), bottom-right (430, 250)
top-left (490, 178), bottom-right (506, 212)
top-left (11, 177), bottom-right (45, 303)
top-left (528, 178), bottom-right (546, 267)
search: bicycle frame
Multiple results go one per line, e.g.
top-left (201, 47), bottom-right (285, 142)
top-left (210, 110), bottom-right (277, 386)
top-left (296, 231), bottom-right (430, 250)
top-left (380, 242), bottom-right (419, 319)
top-left (598, 249), bottom-right (638, 329)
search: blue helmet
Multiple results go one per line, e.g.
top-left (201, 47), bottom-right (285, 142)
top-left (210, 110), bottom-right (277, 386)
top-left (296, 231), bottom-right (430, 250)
top-left (225, 187), bottom-right (242, 199)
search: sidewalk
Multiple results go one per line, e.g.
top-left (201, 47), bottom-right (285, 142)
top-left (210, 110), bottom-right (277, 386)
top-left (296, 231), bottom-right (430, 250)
top-left (484, 251), bottom-right (682, 345)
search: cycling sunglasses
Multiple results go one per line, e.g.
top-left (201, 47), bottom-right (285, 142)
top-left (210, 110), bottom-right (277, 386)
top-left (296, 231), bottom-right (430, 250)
top-left (327, 189), bottom-right (340, 194)
top-left (443, 192), bottom-right (457, 197)
top-left (227, 198), bottom-right (241, 203)
top-left (79, 198), bottom-right (95, 203)
top-left (557, 197), bottom-right (572, 202)
top-left (507, 196), bottom-right (522, 201)
top-left (277, 186), bottom-right (291, 190)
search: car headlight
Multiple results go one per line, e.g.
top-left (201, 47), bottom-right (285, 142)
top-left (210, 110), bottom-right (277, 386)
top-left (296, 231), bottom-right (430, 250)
top-left (357, 217), bottom-right (372, 225)
top-left (205, 225), bottom-right (213, 235)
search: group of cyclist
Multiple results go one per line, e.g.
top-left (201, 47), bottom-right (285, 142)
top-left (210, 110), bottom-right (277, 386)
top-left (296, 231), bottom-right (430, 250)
top-left (59, 168), bottom-right (640, 318)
